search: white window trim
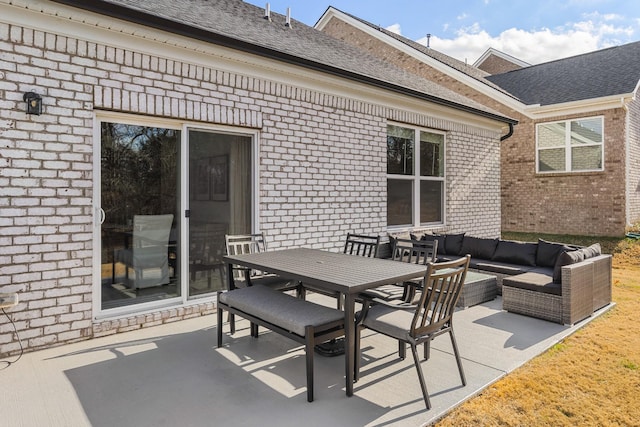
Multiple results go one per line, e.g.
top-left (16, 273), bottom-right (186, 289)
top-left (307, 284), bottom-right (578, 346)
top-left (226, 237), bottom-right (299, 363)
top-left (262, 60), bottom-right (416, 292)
top-left (386, 123), bottom-right (446, 230)
top-left (535, 116), bottom-right (604, 174)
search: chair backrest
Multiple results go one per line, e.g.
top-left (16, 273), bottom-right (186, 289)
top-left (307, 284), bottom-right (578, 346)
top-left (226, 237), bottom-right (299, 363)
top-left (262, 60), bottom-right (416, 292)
top-left (225, 233), bottom-right (268, 281)
top-left (411, 255), bottom-right (470, 338)
top-left (391, 238), bottom-right (438, 265)
top-left (343, 233), bottom-right (380, 258)
top-left (132, 214), bottom-right (174, 249)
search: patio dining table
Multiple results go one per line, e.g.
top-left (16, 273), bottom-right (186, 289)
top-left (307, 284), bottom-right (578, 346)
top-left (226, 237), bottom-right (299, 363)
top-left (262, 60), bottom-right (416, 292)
top-left (222, 247), bottom-right (427, 397)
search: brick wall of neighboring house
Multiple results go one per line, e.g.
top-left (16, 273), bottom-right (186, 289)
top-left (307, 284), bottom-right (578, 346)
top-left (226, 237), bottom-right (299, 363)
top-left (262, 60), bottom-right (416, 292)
top-left (0, 21), bottom-right (501, 354)
top-left (321, 17), bottom-right (628, 236)
top-left (476, 54), bottom-right (524, 75)
top-left (627, 97), bottom-right (640, 227)
top-left (503, 109), bottom-right (627, 236)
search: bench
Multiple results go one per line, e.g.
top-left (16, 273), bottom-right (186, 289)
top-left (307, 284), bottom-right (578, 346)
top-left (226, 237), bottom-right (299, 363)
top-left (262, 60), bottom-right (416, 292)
top-left (216, 285), bottom-right (345, 402)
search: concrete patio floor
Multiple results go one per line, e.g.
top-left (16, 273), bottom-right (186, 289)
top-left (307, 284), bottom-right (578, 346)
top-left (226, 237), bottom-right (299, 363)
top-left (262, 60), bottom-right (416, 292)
top-left (0, 295), bottom-right (611, 427)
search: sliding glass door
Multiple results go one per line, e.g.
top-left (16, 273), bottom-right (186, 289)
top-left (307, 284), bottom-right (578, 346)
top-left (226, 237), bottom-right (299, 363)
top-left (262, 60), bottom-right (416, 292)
top-left (98, 119), bottom-right (253, 312)
top-left (187, 130), bottom-right (252, 296)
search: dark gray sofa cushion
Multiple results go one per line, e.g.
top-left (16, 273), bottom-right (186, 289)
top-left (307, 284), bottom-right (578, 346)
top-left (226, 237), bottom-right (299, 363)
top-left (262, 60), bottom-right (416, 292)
top-left (578, 243), bottom-right (602, 259)
top-left (472, 261), bottom-right (534, 276)
top-left (445, 233), bottom-right (465, 255)
top-left (503, 272), bottom-right (562, 296)
top-left (536, 239), bottom-right (574, 268)
top-left (459, 235), bottom-right (496, 259)
top-left (421, 234), bottom-right (447, 255)
top-left (492, 240), bottom-right (537, 266)
top-left (552, 249), bottom-right (585, 283)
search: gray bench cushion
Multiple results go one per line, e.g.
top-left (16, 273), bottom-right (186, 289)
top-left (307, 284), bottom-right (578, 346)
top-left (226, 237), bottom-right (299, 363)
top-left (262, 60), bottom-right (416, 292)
top-left (502, 272), bottom-right (561, 296)
top-left (219, 286), bottom-right (344, 336)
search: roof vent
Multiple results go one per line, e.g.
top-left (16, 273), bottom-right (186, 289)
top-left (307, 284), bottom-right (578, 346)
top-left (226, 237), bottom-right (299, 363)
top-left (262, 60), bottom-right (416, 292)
top-left (285, 7), bottom-right (292, 28)
top-left (264, 3), bottom-right (271, 21)
top-left (426, 34), bottom-right (431, 48)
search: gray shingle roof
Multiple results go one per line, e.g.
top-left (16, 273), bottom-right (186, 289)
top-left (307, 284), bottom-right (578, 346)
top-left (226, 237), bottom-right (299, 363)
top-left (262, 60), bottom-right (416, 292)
top-left (486, 41), bottom-right (640, 106)
top-left (52, 0), bottom-right (515, 123)
top-left (322, 8), bottom-right (518, 100)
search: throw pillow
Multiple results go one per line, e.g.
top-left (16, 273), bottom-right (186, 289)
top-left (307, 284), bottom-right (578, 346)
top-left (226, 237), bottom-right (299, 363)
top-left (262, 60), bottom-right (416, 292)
top-left (552, 249), bottom-right (585, 283)
top-left (460, 236), bottom-right (499, 260)
top-left (579, 243), bottom-right (602, 259)
top-left (492, 240), bottom-right (538, 266)
top-left (444, 233), bottom-right (465, 256)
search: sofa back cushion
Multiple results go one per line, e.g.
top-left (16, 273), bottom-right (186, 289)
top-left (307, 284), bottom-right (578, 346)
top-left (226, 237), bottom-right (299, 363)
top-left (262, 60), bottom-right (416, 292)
top-left (578, 243), bottom-right (602, 259)
top-left (460, 236), bottom-right (498, 260)
top-left (421, 234), bottom-right (447, 255)
top-left (444, 233), bottom-right (466, 256)
top-left (552, 249), bottom-right (585, 283)
top-left (536, 239), bottom-right (574, 268)
top-left (492, 240), bottom-right (538, 266)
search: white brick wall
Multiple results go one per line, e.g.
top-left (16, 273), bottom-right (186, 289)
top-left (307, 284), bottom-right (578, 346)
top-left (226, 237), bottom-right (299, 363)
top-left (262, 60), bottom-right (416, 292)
top-left (0, 21), bottom-right (501, 355)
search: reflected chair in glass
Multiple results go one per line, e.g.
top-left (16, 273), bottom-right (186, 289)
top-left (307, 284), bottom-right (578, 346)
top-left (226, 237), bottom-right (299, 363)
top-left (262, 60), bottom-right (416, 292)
top-left (355, 255), bottom-right (470, 409)
top-left (113, 214), bottom-right (175, 290)
top-left (189, 223), bottom-right (227, 291)
top-left (224, 233), bottom-right (303, 333)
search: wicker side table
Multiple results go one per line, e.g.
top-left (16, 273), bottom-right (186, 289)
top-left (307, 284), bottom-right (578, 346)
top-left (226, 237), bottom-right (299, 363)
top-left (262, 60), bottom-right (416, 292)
top-left (457, 271), bottom-right (498, 308)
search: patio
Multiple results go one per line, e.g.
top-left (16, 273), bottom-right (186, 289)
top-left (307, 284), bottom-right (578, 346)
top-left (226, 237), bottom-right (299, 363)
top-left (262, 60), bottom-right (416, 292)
top-left (0, 294), bottom-right (611, 427)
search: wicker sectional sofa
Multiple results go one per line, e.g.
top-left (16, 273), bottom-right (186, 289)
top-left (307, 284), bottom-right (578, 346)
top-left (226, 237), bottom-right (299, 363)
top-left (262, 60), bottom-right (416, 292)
top-left (385, 232), bottom-right (612, 325)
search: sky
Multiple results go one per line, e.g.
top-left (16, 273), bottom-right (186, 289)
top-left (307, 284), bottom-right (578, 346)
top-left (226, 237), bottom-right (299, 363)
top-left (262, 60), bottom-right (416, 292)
top-left (245, 0), bottom-right (640, 65)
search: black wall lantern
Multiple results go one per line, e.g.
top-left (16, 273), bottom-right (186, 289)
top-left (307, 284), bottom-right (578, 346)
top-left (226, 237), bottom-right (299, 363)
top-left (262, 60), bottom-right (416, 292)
top-left (23, 92), bottom-right (42, 115)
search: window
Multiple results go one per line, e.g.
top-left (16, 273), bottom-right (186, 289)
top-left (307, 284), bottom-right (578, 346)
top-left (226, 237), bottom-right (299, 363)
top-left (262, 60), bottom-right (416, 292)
top-left (387, 124), bottom-right (445, 227)
top-left (537, 117), bottom-right (603, 173)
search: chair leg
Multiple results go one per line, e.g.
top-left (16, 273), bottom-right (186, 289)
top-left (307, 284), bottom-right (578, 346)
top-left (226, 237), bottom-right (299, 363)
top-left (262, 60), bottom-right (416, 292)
top-left (355, 325), bottom-right (362, 382)
top-left (398, 340), bottom-right (406, 359)
top-left (217, 305), bottom-right (224, 347)
top-left (229, 313), bottom-right (236, 335)
top-left (449, 329), bottom-right (467, 386)
top-left (297, 282), bottom-right (306, 299)
top-left (305, 326), bottom-right (314, 402)
top-left (410, 343), bottom-right (431, 409)
top-left (424, 341), bottom-right (431, 360)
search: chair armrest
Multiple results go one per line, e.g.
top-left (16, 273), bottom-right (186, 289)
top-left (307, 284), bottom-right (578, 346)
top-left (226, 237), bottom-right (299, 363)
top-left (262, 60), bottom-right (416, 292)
top-left (561, 259), bottom-right (594, 325)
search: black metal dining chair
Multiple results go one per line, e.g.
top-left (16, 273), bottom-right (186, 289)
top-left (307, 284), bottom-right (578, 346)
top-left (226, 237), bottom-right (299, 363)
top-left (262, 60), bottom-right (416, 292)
top-left (355, 255), bottom-right (470, 409)
top-left (301, 232), bottom-right (380, 309)
top-left (358, 237), bottom-right (438, 303)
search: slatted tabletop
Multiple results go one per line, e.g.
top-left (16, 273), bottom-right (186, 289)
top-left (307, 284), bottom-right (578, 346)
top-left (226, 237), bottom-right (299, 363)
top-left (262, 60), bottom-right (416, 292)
top-left (223, 247), bottom-right (427, 294)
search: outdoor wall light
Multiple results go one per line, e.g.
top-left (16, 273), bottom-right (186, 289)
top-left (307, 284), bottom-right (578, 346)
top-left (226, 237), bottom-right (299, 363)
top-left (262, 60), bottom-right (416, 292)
top-left (23, 91), bottom-right (42, 115)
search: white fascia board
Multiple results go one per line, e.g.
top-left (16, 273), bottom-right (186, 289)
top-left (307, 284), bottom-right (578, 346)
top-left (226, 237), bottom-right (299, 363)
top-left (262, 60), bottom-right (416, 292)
top-left (525, 94), bottom-right (635, 119)
top-left (316, 8), bottom-right (530, 116)
top-left (1, 0), bottom-right (507, 133)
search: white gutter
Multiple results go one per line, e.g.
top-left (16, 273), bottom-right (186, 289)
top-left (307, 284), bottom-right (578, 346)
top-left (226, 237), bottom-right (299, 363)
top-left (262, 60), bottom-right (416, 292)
top-left (524, 93), bottom-right (635, 119)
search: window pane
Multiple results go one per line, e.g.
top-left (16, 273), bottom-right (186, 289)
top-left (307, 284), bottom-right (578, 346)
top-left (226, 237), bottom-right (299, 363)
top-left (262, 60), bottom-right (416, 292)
top-left (420, 131), bottom-right (444, 177)
top-left (387, 125), bottom-right (414, 175)
top-left (538, 123), bottom-right (565, 148)
top-left (539, 148), bottom-right (566, 172)
top-left (571, 118), bottom-right (603, 146)
top-left (572, 146), bottom-right (602, 170)
top-left (420, 180), bottom-right (443, 223)
top-left (101, 123), bottom-right (181, 310)
top-left (387, 179), bottom-right (413, 226)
